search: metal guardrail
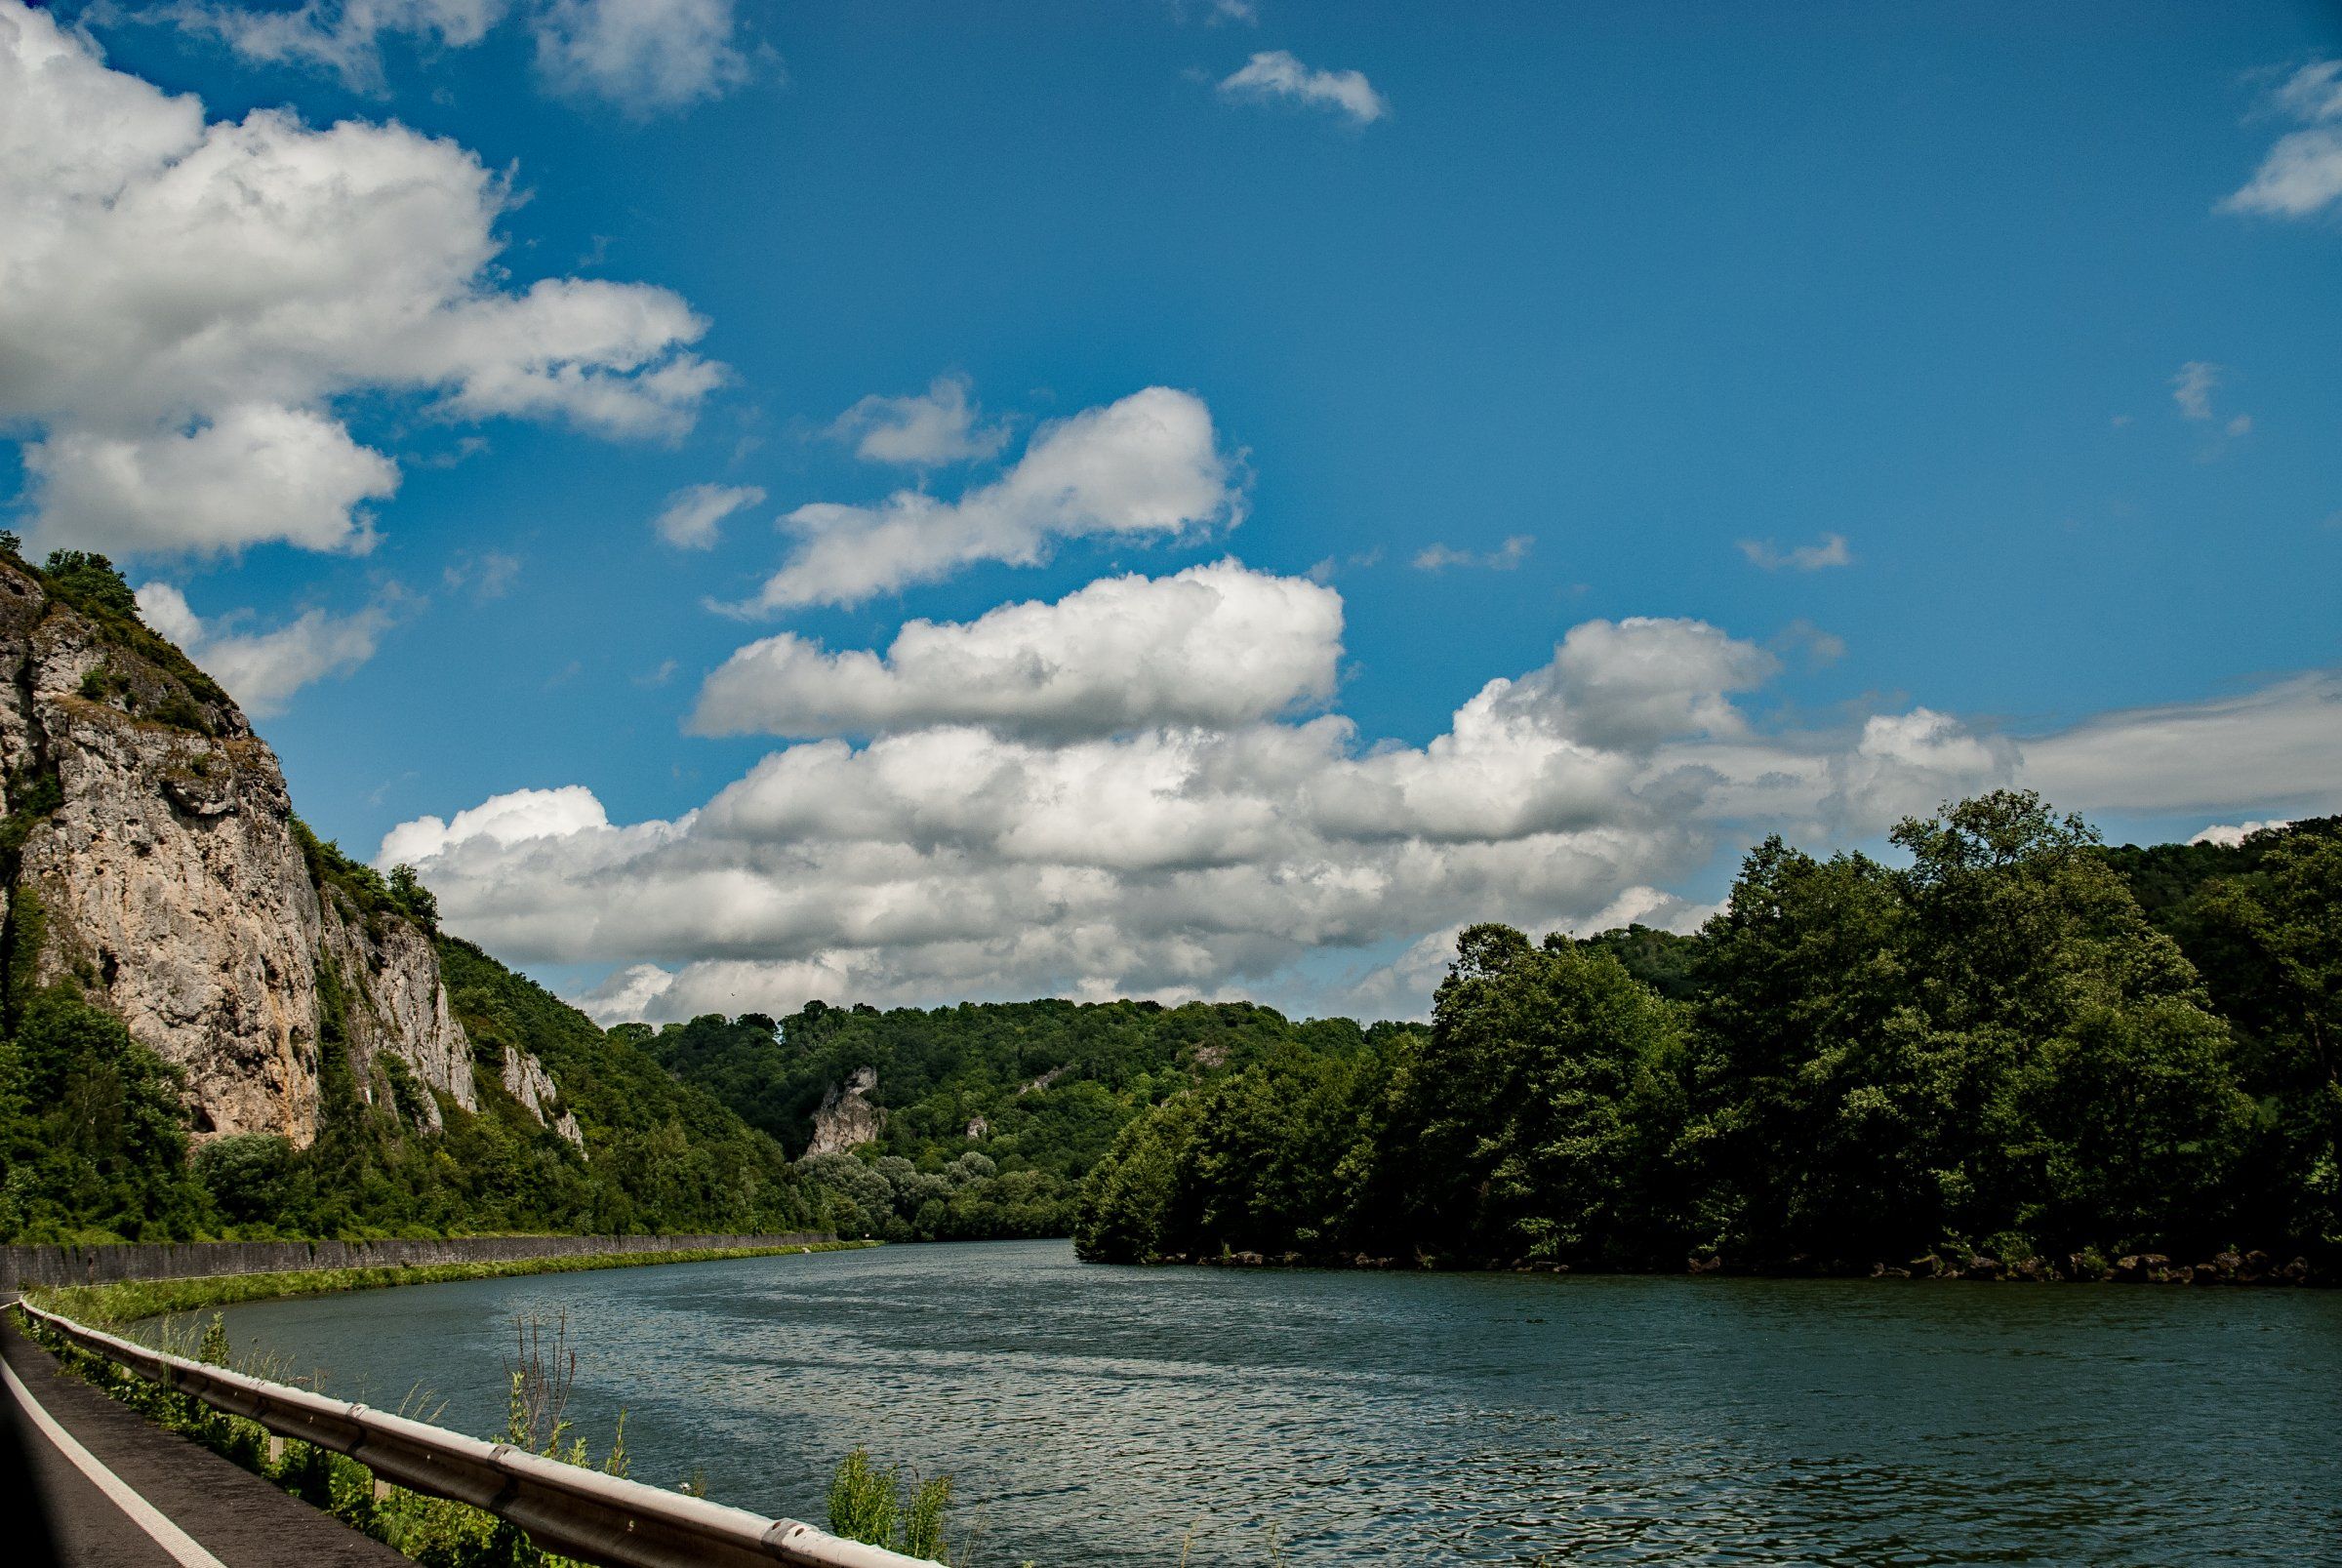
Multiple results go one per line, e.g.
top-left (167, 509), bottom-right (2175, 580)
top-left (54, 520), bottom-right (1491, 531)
top-left (16, 1300), bottom-right (931, 1568)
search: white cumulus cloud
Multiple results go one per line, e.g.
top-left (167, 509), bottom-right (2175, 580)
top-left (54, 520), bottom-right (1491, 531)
top-left (827, 375), bottom-right (1009, 466)
top-left (31, 406), bottom-right (400, 560)
top-left (133, 582), bottom-right (395, 716)
top-left (383, 581), bottom-right (2088, 1023)
top-left (0, 0), bottom-right (718, 557)
top-left (653, 483), bottom-right (765, 549)
top-left (2225, 60), bottom-right (2342, 219)
top-left (739, 386), bottom-right (1241, 612)
top-left (151, 0), bottom-right (754, 115)
top-left (691, 559), bottom-right (1343, 740)
top-left (1218, 49), bottom-right (1387, 125)
top-left (163, 0), bottom-right (505, 94)
top-left (379, 784), bottom-right (616, 864)
top-left (2189, 820), bottom-right (2292, 848)
top-left (531, 0), bottom-right (754, 116)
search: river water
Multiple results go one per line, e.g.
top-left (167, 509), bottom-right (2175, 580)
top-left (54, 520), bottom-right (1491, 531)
top-left (210, 1238), bottom-right (2341, 1564)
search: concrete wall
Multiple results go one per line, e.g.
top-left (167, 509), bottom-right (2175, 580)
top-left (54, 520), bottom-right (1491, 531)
top-left (0, 1232), bottom-right (835, 1292)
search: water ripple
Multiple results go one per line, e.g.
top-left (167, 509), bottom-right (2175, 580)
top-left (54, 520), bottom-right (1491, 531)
top-left (218, 1239), bottom-right (2342, 1565)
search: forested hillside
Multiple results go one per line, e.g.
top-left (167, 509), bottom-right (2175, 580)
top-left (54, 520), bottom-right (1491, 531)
top-left (0, 928), bottom-right (824, 1241)
top-left (638, 1000), bottom-right (1401, 1241)
top-left (1075, 794), bottom-right (2341, 1280)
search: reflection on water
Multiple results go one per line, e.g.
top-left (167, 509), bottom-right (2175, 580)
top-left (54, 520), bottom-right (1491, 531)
top-left (216, 1238), bottom-right (2342, 1564)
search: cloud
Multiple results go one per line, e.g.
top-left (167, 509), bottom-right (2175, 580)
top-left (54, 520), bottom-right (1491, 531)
top-left (1412, 536), bottom-right (1531, 572)
top-left (2166, 362), bottom-right (2251, 455)
top-left (153, 0), bottom-right (755, 115)
top-left (0, 0), bottom-right (718, 557)
top-left (653, 482), bottom-right (765, 549)
top-left (738, 386), bottom-right (1241, 611)
top-left (134, 582), bottom-right (395, 715)
top-left (827, 375), bottom-right (1009, 466)
top-left (1828, 709), bottom-right (2018, 834)
top-left (25, 406), bottom-right (399, 559)
top-left (407, 626), bottom-right (2339, 1024)
top-left (2225, 61), bottom-right (2342, 219)
top-left (1776, 619), bottom-right (1846, 665)
top-left (1737, 533), bottom-right (1852, 572)
top-left (1169, 0), bottom-right (1257, 23)
top-left (578, 962), bottom-right (680, 1023)
top-left (2171, 361), bottom-right (2222, 421)
top-left (691, 560), bottom-right (1343, 740)
top-left (1218, 50), bottom-right (1387, 125)
top-left (444, 549), bottom-right (522, 600)
top-left (161, 0), bottom-right (505, 95)
top-left (2017, 673), bottom-right (2342, 815)
top-left (1533, 617), bottom-right (1778, 749)
top-left (531, 0), bottom-right (754, 116)
top-left (379, 784), bottom-right (614, 863)
top-left (133, 582), bottom-right (205, 648)
top-left (2189, 820), bottom-right (2292, 848)
top-left (383, 583), bottom-right (2073, 1022)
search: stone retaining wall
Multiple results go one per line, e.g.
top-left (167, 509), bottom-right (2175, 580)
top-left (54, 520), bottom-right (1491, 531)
top-left (0, 1232), bottom-right (834, 1292)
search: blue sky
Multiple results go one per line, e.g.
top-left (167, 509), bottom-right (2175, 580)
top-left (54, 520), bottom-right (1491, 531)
top-left (6, 0), bottom-right (2340, 1020)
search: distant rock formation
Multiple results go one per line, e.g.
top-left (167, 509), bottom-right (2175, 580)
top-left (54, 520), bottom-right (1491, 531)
top-left (805, 1065), bottom-right (884, 1156)
top-left (0, 554), bottom-right (579, 1149)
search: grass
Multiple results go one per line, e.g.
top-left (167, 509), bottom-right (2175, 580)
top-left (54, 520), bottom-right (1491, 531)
top-left (829, 1446), bottom-right (956, 1563)
top-left (24, 1240), bottom-right (877, 1329)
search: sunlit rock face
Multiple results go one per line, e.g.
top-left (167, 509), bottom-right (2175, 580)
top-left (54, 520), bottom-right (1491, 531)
top-left (805, 1065), bottom-right (885, 1157)
top-left (0, 555), bottom-right (577, 1148)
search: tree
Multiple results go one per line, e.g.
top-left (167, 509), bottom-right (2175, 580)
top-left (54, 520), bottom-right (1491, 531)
top-left (387, 864), bottom-right (439, 932)
top-left (1388, 925), bottom-right (1683, 1266)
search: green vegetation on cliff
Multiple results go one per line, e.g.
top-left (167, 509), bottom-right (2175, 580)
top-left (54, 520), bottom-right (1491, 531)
top-left (1074, 793), bottom-right (2341, 1276)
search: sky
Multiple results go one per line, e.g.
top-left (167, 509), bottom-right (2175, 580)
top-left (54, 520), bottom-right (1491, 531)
top-left (4, 0), bottom-right (2340, 1023)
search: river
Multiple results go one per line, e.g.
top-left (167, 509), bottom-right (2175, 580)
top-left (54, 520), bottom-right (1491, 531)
top-left (209, 1238), bottom-right (2341, 1564)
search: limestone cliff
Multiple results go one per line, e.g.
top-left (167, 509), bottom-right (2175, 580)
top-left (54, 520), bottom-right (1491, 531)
top-left (805, 1065), bottom-right (884, 1157)
top-left (0, 553), bottom-right (580, 1151)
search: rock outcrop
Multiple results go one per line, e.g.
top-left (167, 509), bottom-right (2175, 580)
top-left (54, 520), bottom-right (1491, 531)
top-left (805, 1065), bottom-right (884, 1157)
top-left (500, 1041), bottom-right (586, 1150)
top-left (0, 554), bottom-right (580, 1150)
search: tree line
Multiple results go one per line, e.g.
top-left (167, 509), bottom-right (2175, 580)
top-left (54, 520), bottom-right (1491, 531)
top-left (641, 997), bottom-right (1373, 1242)
top-left (1074, 793), bottom-right (2340, 1277)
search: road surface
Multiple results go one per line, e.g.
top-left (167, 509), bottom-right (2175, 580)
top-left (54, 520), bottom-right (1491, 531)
top-left (1, 1309), bottom-right (404, 1568)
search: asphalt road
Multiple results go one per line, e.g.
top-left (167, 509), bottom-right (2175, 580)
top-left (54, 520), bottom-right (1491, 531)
top-left (1, 1312), bottom-right (405, 1568)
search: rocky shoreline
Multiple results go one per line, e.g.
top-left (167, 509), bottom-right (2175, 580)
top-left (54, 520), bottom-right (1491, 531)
top-left (1146, 1246), bottom-right (2324, 1286)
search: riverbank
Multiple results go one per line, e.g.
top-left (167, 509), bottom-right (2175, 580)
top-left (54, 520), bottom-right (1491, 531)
top-left (24, 1240), bottom-right (879, 1328)
top-left (1146, 1245), bottom-right (2324, 1285)
top-left (0, 1229), bottom-right (843, 1293)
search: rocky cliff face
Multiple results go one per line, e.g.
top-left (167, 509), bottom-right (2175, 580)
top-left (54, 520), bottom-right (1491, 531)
top-left (0, 555), bottom-right (579, 1151)
top-left (805, 1065), bottom-right (884, 1157)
